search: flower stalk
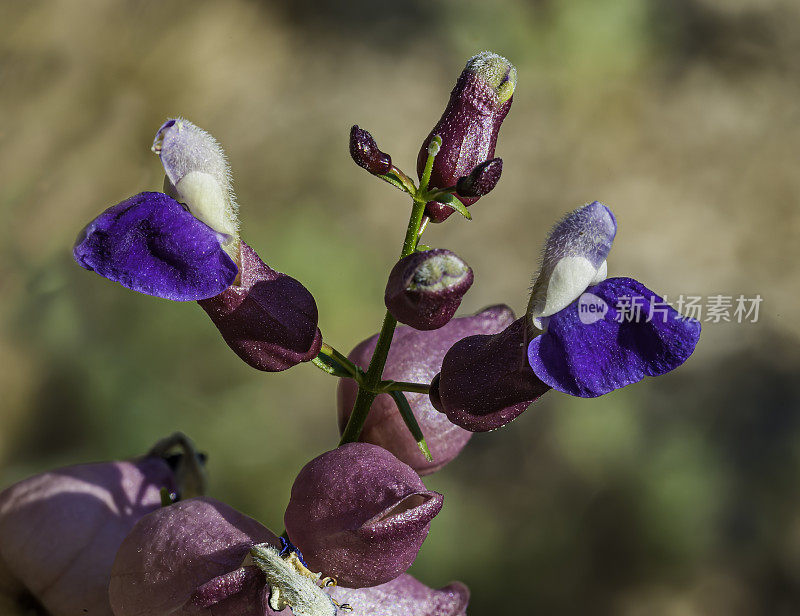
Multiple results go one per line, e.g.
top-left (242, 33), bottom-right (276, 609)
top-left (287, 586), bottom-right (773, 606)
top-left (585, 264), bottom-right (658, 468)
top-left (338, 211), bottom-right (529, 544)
top-left (339, 137), bottom-right (442, 446)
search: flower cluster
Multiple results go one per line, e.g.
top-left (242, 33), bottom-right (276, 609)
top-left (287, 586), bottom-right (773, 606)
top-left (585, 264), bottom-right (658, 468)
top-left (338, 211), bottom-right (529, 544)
top-left (1, 51), bottom-right (700, 615)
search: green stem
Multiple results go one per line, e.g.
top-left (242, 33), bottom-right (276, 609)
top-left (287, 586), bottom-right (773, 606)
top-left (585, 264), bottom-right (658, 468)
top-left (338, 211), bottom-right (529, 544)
top-left (339, 137), bottom-right (441, 446)
top-left (339, 199), bottom-right (428, 444)
top-left (377, 380), bottom-right (431, 394)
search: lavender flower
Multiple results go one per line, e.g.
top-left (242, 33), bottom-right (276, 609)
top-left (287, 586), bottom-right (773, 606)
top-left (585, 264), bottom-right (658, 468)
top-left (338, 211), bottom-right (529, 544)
top-left (338, 305), bottom-right (515, 472)
top-left (284, 443), bottom-right (443, 588)
top-left (384, 249), bottom-right (474, 331)
top-left (74, 119), bottom-right (322, 371)
top-left (328, 574), bottom-right (469, 616)
top-left (0, 457), bottom-right (176, 616)
top-left (417, 51), bottom-right (516, 223)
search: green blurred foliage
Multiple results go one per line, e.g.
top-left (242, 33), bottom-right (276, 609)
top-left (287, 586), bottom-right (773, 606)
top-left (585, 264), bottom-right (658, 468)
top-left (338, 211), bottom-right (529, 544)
top-left (1, 0), bottom-right (800, 613)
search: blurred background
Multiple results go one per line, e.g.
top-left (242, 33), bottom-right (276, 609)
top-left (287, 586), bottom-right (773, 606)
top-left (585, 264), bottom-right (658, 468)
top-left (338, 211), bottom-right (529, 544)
top-left (1, 0), bottom-right (799, 613)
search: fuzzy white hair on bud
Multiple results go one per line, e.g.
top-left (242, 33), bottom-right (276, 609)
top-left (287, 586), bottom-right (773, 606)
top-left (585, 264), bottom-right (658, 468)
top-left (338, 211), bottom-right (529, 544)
top-left (248, 543), bottom-right (349, 616)
top-left (153, 118), bottom-right (239, 253)
top-left (528, 202), bottom-right (617, 324)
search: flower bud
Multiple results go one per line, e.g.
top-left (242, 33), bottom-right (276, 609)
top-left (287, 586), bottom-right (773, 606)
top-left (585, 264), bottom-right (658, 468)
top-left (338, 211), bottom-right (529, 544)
top-left (418, 52), bottom-right (516, 223)
top-left (198, 240), bottom-right (322, 372)
top-left (455, 157), bottom-right (503, 198)
top-left (433, 316), bottom-right (550, 432)
top-left (109, 497), bottom-right (280, 616)
top-left (528, 201), bottom-right (616, 322)
top-left (284, 443), bottom-right (443, 588)
top-left (350, 125), bottom-right (392, 175)
top-left (153, 118), bottom-right (239, 247)
top-left (328, 574), bottom-right (469, 616)
top-left (0, 457), bottom-right (175, 616)
top-left (338, 305), bottom-right (515, 474)
top-left (384, 249), bottom-right (473, 331)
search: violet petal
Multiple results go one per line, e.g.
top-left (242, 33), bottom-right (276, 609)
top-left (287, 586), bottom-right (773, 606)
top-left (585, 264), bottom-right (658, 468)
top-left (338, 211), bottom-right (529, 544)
top-left (384, 249), bottom-right (474, 331)
top-left (198, 241), bottom-right (322, 372)
top-left (0, 457), bottom-right (175, 616)
top-left (436, 316), bottom-right (550, 432)
top-left (73, 191), bottom-right (237, 301)
top-left (329, 574), bottom-right (469, 616)
top-left (528, 277), bottom-right (702, 398)
top-left (338, 305), bottom-right (516, 474)
top-left (284, 443), bottom-right (443, 588)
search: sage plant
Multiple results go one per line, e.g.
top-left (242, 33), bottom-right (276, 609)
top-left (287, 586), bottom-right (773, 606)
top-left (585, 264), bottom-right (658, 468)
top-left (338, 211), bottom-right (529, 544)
top-left (0, 51), bottom-right (701, 615)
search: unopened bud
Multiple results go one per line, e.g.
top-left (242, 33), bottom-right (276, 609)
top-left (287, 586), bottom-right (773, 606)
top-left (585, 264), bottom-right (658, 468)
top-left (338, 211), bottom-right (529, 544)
top-left (350, 125), bottom-right (392, 175)
top-left (417, 51), bottom-right (516, 223)
top-left (385, 249), bottom-right (473, 330)
top-left (455, 157), bottom-right (503, 198)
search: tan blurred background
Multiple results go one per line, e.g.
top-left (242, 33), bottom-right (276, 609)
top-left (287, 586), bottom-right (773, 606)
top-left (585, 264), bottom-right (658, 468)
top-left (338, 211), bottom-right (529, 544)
top-left (2, 0), bottom-right (800, 614)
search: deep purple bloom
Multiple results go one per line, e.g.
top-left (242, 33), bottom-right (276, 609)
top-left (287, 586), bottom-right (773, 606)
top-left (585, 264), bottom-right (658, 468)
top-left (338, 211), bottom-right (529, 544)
top-left (198, 241), bottom-right (322, 372)
top-left (349, 125), bottom-right (392, 176)
top-left (284, 443), bottom-right (443, 588)
top-left (523, 203), bottom-right (700, 398)
top-left (528, 277), bottom-right (702, 397)
top-left (0, 457), bottom-right (175, 616)
top-left (432, 315), bottom-right (551, 432)
top-left (455, 157), bottom-right (503, 198)
top-left (73, 191), bottom-right (237, 301)
top-left (417, 51), bottom-right (516, 223)
top-left (384, 249), bottom-right (474, 330)
top-left (338, 305), bottom-right (515, 473)
top-left (328, 574), bottom-right (469, 616)
top-left (109, 497), bottom-right (280, 616)
top-left (433, 202), bottom-right (700, 430)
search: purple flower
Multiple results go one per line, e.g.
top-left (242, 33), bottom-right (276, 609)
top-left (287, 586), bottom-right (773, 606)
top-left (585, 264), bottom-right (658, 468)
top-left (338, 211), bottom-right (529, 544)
top-left (338, 306), bottom-right (515, 473)
top-left (432, 202), bottom-right (700, 430)
top-left (284, 443), bottom-right (443, 588)
top-left (384, 249), bottom-right (474, 331)
top-left (74, 119), bottom-right (322, 371)
top-left (0, 457), bottom-right (175, 616)
top-left (198, 241), bottom-right (322, 372)
top-left (328, 574), bottom-right (469, 616)
top-left (528, 277), bottom-right (702, 397)
top-left (524, 201), bottom-right (700, 397)
top-left (417, 51), bottom-right (516, 223)
top-left (109, 497), bottom-right (280, 616)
